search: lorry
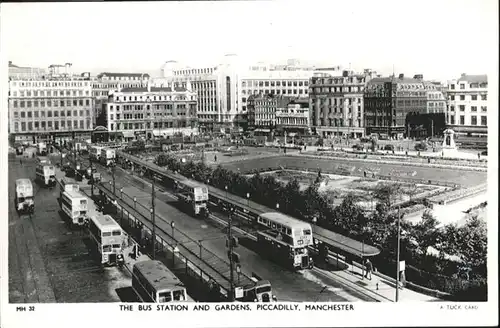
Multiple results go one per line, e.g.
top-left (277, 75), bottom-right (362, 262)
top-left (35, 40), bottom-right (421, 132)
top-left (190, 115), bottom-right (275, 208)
top-left (15, 179), bottom-right (35, 214)
top-left (35, 163), bottom-right (57, 188)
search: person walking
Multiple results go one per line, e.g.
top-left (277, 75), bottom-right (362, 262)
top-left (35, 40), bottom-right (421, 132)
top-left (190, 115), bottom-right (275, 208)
top-left (20, 158), bottom-right (23, 166)
top-left (365, 258), bottom-right (373, 280)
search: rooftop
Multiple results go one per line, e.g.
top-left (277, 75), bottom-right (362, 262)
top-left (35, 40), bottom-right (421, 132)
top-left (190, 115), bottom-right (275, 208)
top-left (457, 74), bottom-right (487, 84)
top-left (97, 72), bottom-right (150, 79)
top-left (119, 86), bottom-right (188, 93)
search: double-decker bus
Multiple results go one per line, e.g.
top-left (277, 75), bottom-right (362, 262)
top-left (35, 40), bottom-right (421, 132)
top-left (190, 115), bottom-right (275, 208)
top-left (36, 155), bottom-right (52, 165)
top-left (89, 145), bottom-right (104, 161)
top-left (37, 142), bottom-right (47, 156)
top-left (87, 214), bottom-right (125, 266)
top-left (35, 163), bottom-right (56, 188)
top-left (14, 179), bottom-right (35, 214)
top-left (60, 189), bottom-right (89, 226)
top-left (100, 148), bottom-right (116, 167)
top-left (59, 177), bottom-right (80, 199)
top-left (174, 179), bottom-right (209, 215)
top-left (132, 260), bottom-right (193, 303)
top-left (256, 212), bottom-right (314, 270)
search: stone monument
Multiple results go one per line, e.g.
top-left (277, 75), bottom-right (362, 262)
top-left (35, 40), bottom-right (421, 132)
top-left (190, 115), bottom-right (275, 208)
top-left (442, 128), bottom-right (458, 156)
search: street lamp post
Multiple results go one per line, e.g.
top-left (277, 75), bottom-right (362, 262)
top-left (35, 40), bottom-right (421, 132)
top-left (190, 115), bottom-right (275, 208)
top-left (120, 187), bottom-right (123, 200)
top-left (395, 205), bottom-right (401, 302)
top-left (150, 208), bottom-right (155, 260)
top-left (171, 221), bottom-right (175, 241)
top-left (133, 197), bottom-right (137, 209)
top-left (198, 240), bottom-right (203, 277)
top-left (246, 193), bottom-right (250, 208)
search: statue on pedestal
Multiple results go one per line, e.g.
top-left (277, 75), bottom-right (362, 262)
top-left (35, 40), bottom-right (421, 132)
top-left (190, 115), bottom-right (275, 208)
top-left (442, 128), bottom-right (458, 156)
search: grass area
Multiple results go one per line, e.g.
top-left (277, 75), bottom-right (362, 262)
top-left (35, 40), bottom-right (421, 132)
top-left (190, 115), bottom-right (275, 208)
top-left (256, 169), bottom-right (446, 209)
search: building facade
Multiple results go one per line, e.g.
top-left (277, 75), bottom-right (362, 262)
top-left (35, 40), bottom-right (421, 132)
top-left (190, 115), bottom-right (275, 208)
top-left (155, 55), bottom-right (315, 132)
top-left (276, 98), bottom-right (310, 135)
top-left (104, 82), bottom-right (198, 141)
top-left (93, 72), bottom-right (150, 126)
top-left (364, 74), bottom-right (445, 138)
top-left (309, 69), bottom-right (372, 138)
top-left (446, 74), bottom-right (488, 137)
top-left (8, 77), bottom-right (93, 143)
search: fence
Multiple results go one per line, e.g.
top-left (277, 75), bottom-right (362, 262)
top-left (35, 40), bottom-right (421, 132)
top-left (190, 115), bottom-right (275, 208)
top-left (89, 182), bottom-right (256, 301)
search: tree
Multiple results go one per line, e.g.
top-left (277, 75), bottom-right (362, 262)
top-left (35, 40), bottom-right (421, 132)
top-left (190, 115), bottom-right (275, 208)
top-left (332, 193), bottom-right (365, 236)
top-left (412, 210), bottom-right (442, 255)
top-left (458, 215), bottom-right (487, 272)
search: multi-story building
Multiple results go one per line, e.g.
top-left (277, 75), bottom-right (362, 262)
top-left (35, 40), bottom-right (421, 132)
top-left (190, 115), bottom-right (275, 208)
top-left (103, 82), bottom-right (198, 141)
top-left (275, 98), bottom-right (310, 135)
top-left (155, 55), bottom-right (315, 132)
top-left (247, 95), bottom-right (310, 136)
top-left (8, 76), bottom-right (94, 143)
top-left (8, 61), bottom-right (46, 79)
top-left (93, 72), bottom-right (150, 126)
top-left (309, 69), bottom-right (372, 139)
top-left (364, 74), bottom-right (446, 138)
top-left (446, 74), bottom-right (488, 137)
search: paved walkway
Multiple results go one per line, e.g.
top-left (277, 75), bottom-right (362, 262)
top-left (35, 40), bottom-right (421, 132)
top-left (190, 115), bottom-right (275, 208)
top-left (301, 145), bottom-right (486, 161)
top-left (320, 256), bottom-right (439, 302)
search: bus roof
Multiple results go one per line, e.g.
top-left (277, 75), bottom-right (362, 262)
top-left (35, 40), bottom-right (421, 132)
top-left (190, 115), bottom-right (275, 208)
top-left (134, 260), bottom-right (184, 291)
top-left (178, 179), bottom-right (206, 189)
top-left (259, 212), bottom-right (312, 230)
top-left (91, 214), bottom-right (120, 230)
top-left (63, 189), bottom-right (86, 199)
top-left (16, 178), bottom-right (32, 186)
top-left (60, 177), bottom-right (78, 185)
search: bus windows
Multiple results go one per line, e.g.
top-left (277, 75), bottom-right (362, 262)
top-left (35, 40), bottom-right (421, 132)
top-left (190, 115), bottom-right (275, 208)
top-left (256, 285), bottom-right (272, 294)
top-left (80, 200), bottom-right (87, 205)
top-left (112, 230), bottom-right (121, 236)
top-left (286, 228), bottom-right (292, 235)
top-left (113, 244), bottom-right (121, 249)
top-left (158, 292), bottom-right (172, 302)
top-left (102, 232), bottom-right (111, 237)
top-left (103, 245), bottom-right (112, 252)
top-left (303, 229), bottom-right (311, 235)
top-left (173, 290), bottom-right (185, 301)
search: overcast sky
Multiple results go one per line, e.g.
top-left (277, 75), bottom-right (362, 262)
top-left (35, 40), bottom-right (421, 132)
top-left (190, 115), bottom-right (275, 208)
top-left (1, 0), bottom-right (498, 81)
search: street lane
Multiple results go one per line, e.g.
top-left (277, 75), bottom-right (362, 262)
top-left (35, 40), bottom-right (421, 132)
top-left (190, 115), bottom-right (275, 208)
top-left (94, 164), bottom-right (374, 302)
top-left (8, 156), bottom-right (131, 302)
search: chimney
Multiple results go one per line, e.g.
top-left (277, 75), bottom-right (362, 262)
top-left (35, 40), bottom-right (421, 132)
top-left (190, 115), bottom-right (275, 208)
top-left (413, 74), bottom-right (423, 80)
top-left (461, 73), bottom-right (466, 77)
top-left (399, 73), bottom-right (404, 79)
top-left (147, 82), bottom-right (151, 92)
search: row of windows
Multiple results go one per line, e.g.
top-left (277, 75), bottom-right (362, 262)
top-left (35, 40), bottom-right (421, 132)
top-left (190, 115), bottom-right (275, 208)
top-left (109, 111), bottom-right (191, 121)
top-left (314, 98), bottom-right (363, 105)
top-left (449, 83), bottom-right (487, 90)
top-left (311, 77), bottom-right (366, 85)
top-left (13, 120), bottom-right (91, 132)
top-left (448, 115), bottom-right (487, 126)
top-left (12, 99), bottom-right (91, 108)
top-left (242, 80), bottom-right (309, 88)
top-left (109, 103), bottom-right (193, 111)
top-left (192, 81), bottom-right (216, 89)
top-left (10, 81), bottom-right (90, 88)
top-left (310, 86), bottom-right (365, 94)
top-left (112, 95), bottom-right (193, 102)
top-left (449, 94), bottom-right (487, 101)
top-left (317, 108), bottom-right (363, 116)
top-left (174, 68), bottom-right (215, 76)
top-left (242, 89), bottom-right (308, 96)
top-left (10, 89), bottom-right (91, 97)
top-left (13, 110), bottom-right (91, 119)
top-left (449, 105), bottom-right (487, 112)
top-left (110, 120), bottom-right (189, 131)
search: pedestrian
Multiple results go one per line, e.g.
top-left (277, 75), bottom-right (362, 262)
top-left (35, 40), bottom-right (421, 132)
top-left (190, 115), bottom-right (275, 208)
top-left (214, 154), bottom-right (217, 162)
top-left (477, 152), bottom-right (481, 160)
top-left (365, 258), bottom-right (373, 280)
top-left (20, 158), bottom-right (23, 166)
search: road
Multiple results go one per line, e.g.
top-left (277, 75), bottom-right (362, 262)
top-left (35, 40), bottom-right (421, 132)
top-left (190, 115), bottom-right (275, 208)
top-left (93, 163), bottom-right (374, 302)
top-left (8, 155), bottom-right (132, 303)
top-left (218, 156), bottom-right (487, 188)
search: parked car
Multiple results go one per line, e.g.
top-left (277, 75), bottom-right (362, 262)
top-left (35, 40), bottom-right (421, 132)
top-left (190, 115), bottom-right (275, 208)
top-left (383, 144), bottom-right (395, 151)
top-left (481, 150), bottom-right (488, 156)
top-left (352, 144), bottom-right (364, 151)
top-left (415, 142), bottom-right (428, 151)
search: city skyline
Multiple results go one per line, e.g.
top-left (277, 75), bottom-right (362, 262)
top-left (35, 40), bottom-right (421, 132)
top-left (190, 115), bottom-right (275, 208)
top-left (1, 0), bottom-right (497, 81)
